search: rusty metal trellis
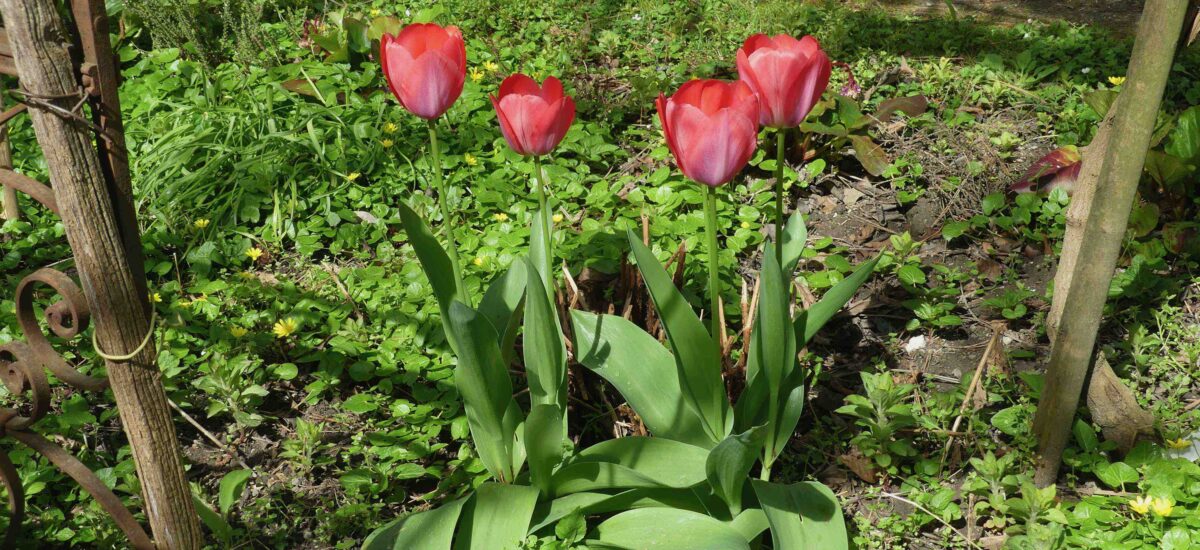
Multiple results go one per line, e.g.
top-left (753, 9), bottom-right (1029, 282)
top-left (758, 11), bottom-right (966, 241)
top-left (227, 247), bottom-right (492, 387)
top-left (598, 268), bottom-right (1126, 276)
top-left (0, 1), bottom-right (154, 548)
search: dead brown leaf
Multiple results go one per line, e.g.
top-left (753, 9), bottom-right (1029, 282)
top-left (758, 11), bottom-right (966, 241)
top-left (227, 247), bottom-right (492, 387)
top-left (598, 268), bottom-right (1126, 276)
top-left (839, 448), bottom-right (878, 484)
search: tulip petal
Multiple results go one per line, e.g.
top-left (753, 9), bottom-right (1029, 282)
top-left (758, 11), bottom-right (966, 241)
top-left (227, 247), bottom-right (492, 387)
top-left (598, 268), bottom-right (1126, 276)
top-left (500, 73), bottom-right (542, 97)
top-left (786, 49), bottom-right (831, 127)
top-left (541, 76), bottom-right (565, 103)
top-left (534, 96), bottom-right (575, 155)
top-left (492, 94), bottom-right (527, 155)
top-left (684, 110), bottom-right (758, 187)
top-left (396, 23), bottom-right (449, 58)
top-left (441, 25), bottom-right (466, 73)
top-left (399, 50), bottom-right (464, 119)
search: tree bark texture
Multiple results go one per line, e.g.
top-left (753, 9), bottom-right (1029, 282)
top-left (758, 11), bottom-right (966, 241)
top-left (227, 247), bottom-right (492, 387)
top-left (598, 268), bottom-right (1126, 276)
top-left (1032, 0), bottom-right (1189, 487)
top-left (1, 77), bottom-right (17, 221)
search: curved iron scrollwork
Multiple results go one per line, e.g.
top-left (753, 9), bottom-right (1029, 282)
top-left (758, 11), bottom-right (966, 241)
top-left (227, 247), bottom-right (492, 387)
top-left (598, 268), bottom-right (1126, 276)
top-left (1, 269), bottom-right (153, 549)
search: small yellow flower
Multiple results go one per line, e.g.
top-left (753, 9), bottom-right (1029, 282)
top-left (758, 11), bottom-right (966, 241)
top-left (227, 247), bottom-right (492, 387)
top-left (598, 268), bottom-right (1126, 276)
top-left (740, 221), bottom-right (750, 229)
top-left (382, 138), bottom-right (394, 148)
top-left (346, 172), bottom-right (361, 182)
top-left (473, 257), bottom-right (485, 267)
top-left (230, 326), bottom-right (248, 338)
top-left (1108, 76), bottom-right (1126, 86)
top-left (193, 218), bottom-right (210, 230)
top-left (238, 270), bottom-right (255, 280)
top-left (246, 247), bottom-right (264, 261)
top-left (1151, 497), bottom-right (1174, 517)
top-left (383, 122), bottom-right (398, 134)
top-left (464, 153), bottom-right (478, 166)
top-left (178, 299), bottom-right (192, 308)
top-left (552, 213), bottom-right (564, 224)
top-left (1129, 495), bottom-right (1152, 515)
top-left (470, 68), bottom-right (484, 83)
top-left (484, 60), bottom-right (499, 73)
top-left (532, 70), bottom-right (543, 80)
top-left (149, 292), bottom-right (162, 303)
top-left (273, 318), bottom-right (298, 339)
top-left (369, 8), bottom-right (381, 17)
top-left (1166, 438), bottom-right (1190, 450)
top-left (493, 212), bottom-right (509, 222)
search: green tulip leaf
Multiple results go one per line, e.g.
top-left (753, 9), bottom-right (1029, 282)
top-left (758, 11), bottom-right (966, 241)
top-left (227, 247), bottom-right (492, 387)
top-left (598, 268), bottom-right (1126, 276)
top-left (780, 211), bottom-right (808, 274)
top-left (706, 426), bottom-right (767, 516)
top-left (525, 404), bottom-right (564, 496)
top-left (753, 246), bottom-right (798, 463)
top-left (570, 310), bottom-right (712, 448)
top-left (795, 255), bottom-right (880, 347)
top-left (523, 258), bottom-right (567, 410)
top-left (594, 508), bottom-right (751, 550)
top-left (768, 380), bottom-right (807, 465)
top-left (362, 496), bottom-right (467, 550)
top-left (751, 480), bottom-right (848, 550)
top-left (626, 230), bottom-right (729, 443)
top-left (448, 301), bottom-right (518, 483)
top-left (550, 437), bottom-right (709, 494)
top-left (478, 261), bottom-right (527, 367)
top-left (398, 201), bottom-right (463, 350)
top-left (729, 507), bottom-right (770, 542)
top-left (527, 488), bottom-right (716, 534)
top-left (457, 483), bottom-right (540, 550)
top-left (530, 203), bottom-right (555, 297)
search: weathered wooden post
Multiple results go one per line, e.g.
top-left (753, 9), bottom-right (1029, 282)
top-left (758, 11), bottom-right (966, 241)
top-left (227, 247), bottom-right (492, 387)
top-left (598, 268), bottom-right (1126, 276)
top-left (0, 0), bottom-right (202, 546)
top-left (1031, 0), bottom-right (1190, 486)
top-left (0, 78), bottom-right (17, 221)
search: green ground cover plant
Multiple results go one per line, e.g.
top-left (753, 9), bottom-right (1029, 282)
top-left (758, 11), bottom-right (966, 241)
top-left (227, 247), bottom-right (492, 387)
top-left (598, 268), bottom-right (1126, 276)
top-left (1, 0), bottom-right (1200, 548)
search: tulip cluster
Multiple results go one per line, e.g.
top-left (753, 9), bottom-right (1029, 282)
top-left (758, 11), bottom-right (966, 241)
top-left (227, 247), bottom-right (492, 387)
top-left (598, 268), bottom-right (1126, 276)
top-left (656, 33), bottom-right (832, 339)
top-left (380, 23), bottom-right (575, 301)
top-left (372, 21), bottom-right (874, 550)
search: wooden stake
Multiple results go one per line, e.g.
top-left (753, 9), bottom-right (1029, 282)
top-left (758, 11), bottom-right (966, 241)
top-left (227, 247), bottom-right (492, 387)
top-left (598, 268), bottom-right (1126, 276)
top-left (0, 1), bottom-right (202, 546)
top-left (1032, 0), bottom-right (1188, 487)
top-left (0, 78), bottom-right (17, 221)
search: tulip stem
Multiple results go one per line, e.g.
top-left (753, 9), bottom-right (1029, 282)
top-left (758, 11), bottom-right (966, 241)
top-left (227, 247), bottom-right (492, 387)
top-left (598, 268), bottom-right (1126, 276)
top-left (774, 129), bottom-right (786, 266)
top-left (703, 186), bottom-right (722, 341)
top-left (532, 155), bottom-right (554, 298)
top-left (427, 119), bottom-right (469, 305)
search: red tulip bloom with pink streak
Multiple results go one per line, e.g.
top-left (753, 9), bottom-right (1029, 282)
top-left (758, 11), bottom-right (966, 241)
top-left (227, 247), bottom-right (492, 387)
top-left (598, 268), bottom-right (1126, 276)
top-left (491, 74), bottom-right (576, 156)
top-left (656, 79), bottom-right (761, 187)
top-left (380, 23), bottom-right (466, 119)
top-left (736, 34), bottom-right (832, 128)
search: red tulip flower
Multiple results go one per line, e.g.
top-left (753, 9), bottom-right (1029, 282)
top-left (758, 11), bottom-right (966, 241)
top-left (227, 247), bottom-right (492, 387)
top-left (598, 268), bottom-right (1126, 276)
top-left (491, 74), bottom-right (576, 156)
top-left (656, 79), bottom-right (761, 187)
top-left (736, 34), bottom-right (832, 128)
top-left (380, 23), bottom-right (466, 120)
